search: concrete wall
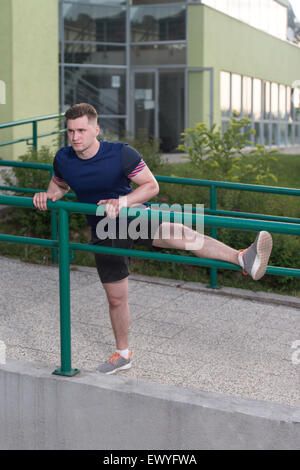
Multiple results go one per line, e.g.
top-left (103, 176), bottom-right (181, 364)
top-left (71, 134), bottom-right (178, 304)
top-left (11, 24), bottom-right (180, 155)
top-left (188, 4), bottom-right (300, 127)
top-left (0, 360), bottom-right (299, 450)
top-left (0, 0), bottom-right (59, 160)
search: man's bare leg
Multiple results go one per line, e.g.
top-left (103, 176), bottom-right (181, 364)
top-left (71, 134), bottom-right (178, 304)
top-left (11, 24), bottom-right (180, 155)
top-left (152, 222), bottom-right (272, 280)
top-left (152, 222), bottom-right (239, 264)
top-left (102, 277), bottom-right (130, 350)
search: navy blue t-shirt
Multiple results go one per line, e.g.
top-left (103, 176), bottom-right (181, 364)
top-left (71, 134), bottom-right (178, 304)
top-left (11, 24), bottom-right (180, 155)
top-left (53, 141), bottom-right (146, 234)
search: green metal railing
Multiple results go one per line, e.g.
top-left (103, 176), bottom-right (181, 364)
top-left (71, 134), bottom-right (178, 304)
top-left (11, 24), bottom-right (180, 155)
top-left (0, 161), bottom-right (300, 375)
top-left (0, 113), bottom-right (65, 150)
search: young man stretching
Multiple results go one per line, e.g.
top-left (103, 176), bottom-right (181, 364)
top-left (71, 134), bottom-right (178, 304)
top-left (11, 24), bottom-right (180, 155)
top-left (33, 103), bottom-right (273, 374)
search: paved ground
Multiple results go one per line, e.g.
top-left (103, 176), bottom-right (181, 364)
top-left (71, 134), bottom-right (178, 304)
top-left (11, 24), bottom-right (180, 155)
top-left (0, 255), bottom-right (299, 407)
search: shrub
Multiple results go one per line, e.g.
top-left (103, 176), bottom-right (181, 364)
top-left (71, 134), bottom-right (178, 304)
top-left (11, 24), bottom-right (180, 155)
top-left (178, 116), bottom-right (278, 185)
top-left (3, 146), bottom-right (86, 238)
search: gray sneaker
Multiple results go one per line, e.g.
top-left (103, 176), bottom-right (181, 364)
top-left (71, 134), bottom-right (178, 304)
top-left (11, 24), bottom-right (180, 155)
top-left (240, 231), bottom-right (273, 281)
top-left (96, 351), bottom-right (132, 375)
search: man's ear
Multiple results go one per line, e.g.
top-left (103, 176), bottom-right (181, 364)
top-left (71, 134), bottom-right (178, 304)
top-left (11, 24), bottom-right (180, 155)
top-left (95, 125), bottom-right (100, 137)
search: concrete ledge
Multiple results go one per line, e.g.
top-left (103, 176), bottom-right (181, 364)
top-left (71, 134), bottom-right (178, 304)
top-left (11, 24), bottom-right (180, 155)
top-left (0, 359), bottom-right (299, 450)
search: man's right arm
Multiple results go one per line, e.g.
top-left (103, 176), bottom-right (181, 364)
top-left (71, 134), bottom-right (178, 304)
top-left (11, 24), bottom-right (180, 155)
top-left (33, 176), bottom-right (70, 211)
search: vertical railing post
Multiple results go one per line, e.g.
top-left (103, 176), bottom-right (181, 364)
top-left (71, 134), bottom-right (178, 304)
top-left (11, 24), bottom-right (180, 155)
top-left (49, 169), bottom-right (58, 264)
top-left (53, 207), bottom-right (79, 376)
top-left (32, 120), bottom-right (38, 151)
top-left (207, 185), bottom-right (220, 289)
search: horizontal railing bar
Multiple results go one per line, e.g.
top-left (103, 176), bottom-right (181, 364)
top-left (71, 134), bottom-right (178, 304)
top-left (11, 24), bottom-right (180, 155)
top-left (0, 137), bottom-right (32, 147)
top-left (0, 160), bottom-right (53, 170)
top-left (0, 195), bottom-right (299, 235)
top-left (203, 208), bottom-right (300, 225)
top-left (1, 160), bottom-right (300, 197)
top-left (0, 113), bottom-right (64, 129)
top-left (0, 185), bottom-right (76, 197)
top-left (0, 233), bottom-right (299, 278)
top-left (0, 233), bottom-right (58, 247)
top-left (1, 187), bottom-right (297, 224)
top-left (27, 129), bottom-right (66, 141)
top-left (155, 175), bottom-right (300, 196)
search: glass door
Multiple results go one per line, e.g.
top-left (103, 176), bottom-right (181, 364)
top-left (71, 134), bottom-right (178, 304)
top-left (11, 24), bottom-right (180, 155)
top-left (133, 69), bottom-right (158, 140)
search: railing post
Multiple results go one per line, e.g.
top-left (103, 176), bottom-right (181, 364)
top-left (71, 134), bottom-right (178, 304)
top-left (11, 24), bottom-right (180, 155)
top-left (49, 169), bottom-right (58, 264)
top-left (32, 120), bottom-right (38, 151)
top-left (53, 207), bottom-right (79, 376)
top-left (207, 185), bottom-right (220, 289)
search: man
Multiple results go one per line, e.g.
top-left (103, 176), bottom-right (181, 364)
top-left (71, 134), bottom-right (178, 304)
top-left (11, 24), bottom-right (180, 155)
top-left (33, 103), bottom-right (273, 374)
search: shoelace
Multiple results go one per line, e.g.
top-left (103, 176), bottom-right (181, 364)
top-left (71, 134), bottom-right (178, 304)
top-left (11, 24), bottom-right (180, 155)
top-left (238, 248), bottom-right (248, 276)
top-left (107, 352), bottom-right (121, 364)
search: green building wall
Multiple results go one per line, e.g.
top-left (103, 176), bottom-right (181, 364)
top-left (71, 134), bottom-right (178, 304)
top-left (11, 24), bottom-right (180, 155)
top-left (188, 3), bottom-right (300, 129)
top-left (0, 0), bottom-right (59, 160)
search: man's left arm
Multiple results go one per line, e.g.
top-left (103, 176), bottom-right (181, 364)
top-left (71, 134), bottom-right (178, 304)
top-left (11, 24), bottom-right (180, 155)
top-left (97, 165), bottom-right (159, 218)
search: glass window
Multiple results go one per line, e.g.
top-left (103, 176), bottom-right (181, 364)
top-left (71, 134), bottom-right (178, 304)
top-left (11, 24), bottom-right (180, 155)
top-left (279, 84), bottom-right (286, 120)
top-left (271, 123), bottom-right (278, 145)
top-left (63, 67), bottom-right (126, 115)
top-left (254, 122), bottom-right (262, 145)
top-left (263, 81), bottom-right (270, 120)
top-left (271, 83), bottom-right (279, 120)
top-left (132, 0), bottom-right (184, 4)
top-left (220, 71), bottom-right (230, 118)
top-left (293, 88), bottom-right (300, 121)
top-left (63, 3), bottom-right (126, 43)
top-left (130, 4), bottom-right (186, 42)
top-left (159, 70), bottom-right (184, 152)
top-left (243, 76), bottom-right (252, 118)
top-left (280, 123), bottom-right (286, 145)
top-left (288, 3), bottom-right (300, 46)
top-left (253, 78), bottom-right (261, 121)
top-left (264, 123), bottom-right (270, 146)
top-left (296, 124), bottom-right (300, 144)
top-left (202, 0), bottom-right (288, 42)
top-left (231, 73), bottom-right (241, 117)
top-left (64, 1), bottom-right (126, 5)
top-left (287, 86), bottom-right (292, 122)
top-left (63, 42), bottom-right (126, 65)
top-left (287, 123), bottom-right (293, 145)
top-left (131, 43), bottom-right (186, 65)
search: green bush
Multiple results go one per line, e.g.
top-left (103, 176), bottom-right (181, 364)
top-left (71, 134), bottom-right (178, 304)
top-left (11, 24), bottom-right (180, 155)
top-left (3, 146), bottom-right (87, 238)
top-left (178, 116), bottom-right (278, 184)
top-left (123, 129), bottom-right (164, 173)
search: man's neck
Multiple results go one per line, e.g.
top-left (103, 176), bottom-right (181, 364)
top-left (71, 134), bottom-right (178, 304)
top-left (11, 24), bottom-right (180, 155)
top-left (75, 140), bottom-right (100, 160)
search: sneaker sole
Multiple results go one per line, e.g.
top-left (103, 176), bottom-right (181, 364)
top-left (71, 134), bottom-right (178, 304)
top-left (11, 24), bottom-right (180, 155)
top-left (251, 231), bottom-right (273, 280)
top-left (105, 362), bottom-right (131, 375)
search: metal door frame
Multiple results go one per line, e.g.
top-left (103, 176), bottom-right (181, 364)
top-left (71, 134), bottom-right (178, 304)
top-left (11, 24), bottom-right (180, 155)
top-left (130, 67), bottom-right (159, 140)
top-left (130, 66), bottom-right (214, 140)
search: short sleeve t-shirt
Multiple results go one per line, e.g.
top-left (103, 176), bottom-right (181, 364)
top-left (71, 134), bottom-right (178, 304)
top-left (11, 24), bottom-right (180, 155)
top-left (53, 141), bottom-right (146, 233)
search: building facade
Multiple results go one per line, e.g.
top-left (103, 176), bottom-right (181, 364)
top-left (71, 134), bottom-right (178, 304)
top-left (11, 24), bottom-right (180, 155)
top-left (59, 0), bottom-right (300, 151)
top-left (1, 0), bottom-right (300, 159)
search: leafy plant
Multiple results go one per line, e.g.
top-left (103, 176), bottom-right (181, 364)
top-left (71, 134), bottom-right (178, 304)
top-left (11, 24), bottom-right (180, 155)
top-left (178, 116), bottom-right (278, 184)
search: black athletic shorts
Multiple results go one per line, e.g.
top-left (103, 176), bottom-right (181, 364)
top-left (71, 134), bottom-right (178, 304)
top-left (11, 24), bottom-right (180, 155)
top-left (90, 219), bottom-right (162, 284)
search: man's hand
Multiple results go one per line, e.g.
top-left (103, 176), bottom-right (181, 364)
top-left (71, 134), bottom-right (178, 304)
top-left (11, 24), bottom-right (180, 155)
top-left (33, 192), bottom-right (58, 211)
top-left (97, 196), bottom-right (127, 218)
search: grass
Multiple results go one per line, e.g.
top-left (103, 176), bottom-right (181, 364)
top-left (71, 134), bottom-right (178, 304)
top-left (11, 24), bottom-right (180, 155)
top-left (0, 152), bottom-right (299, 297)
top-left (157, 153), bottom-right (300, 189)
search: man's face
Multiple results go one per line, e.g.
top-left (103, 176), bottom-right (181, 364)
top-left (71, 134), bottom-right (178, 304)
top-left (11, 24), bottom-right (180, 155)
top-left (67, 115), bottom-right (100, 153)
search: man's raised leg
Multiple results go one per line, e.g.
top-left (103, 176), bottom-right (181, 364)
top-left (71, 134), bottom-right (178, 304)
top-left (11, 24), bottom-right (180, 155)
top-left (152, 222), bottom-right (272, 281)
